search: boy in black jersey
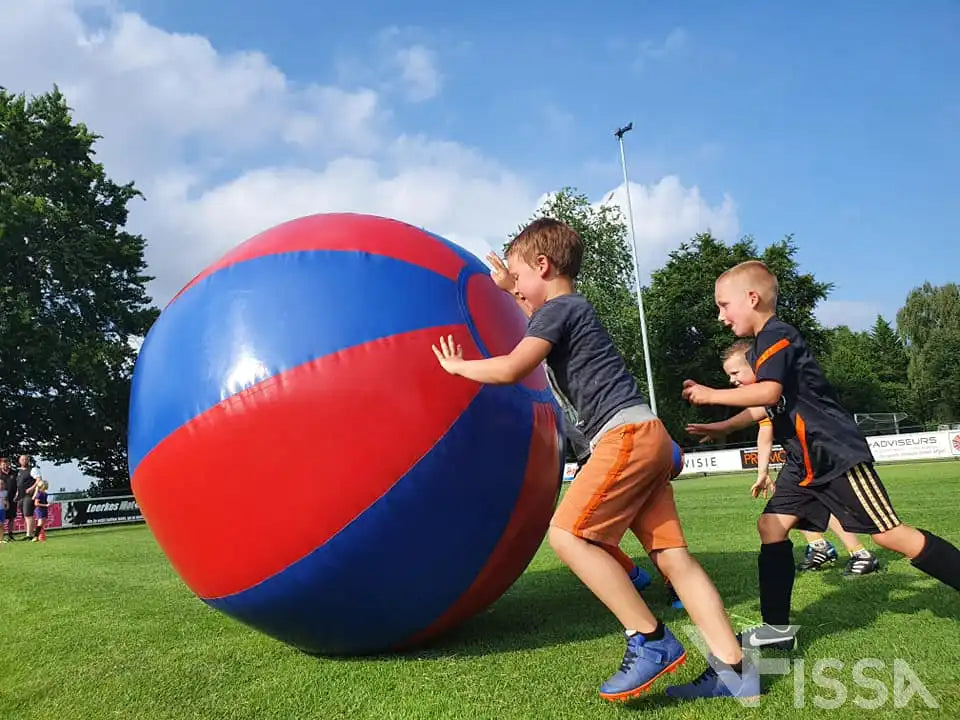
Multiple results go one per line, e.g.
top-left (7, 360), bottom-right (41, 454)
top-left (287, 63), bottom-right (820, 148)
top-left (682, 260), bottom-right (959, 649)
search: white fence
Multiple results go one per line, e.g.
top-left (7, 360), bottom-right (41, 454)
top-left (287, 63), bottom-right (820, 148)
top-left (563, 429), bottom-right (960, 482)
top-left (675, 429), bottom-right (960, 478)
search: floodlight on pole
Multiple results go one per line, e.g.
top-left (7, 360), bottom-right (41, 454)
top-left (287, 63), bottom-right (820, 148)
top-left (614, 122), bottom-right (658, 416)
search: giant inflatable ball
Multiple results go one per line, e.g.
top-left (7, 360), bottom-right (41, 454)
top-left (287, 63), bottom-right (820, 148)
top-left (128, 213), bottom-right (565, 656)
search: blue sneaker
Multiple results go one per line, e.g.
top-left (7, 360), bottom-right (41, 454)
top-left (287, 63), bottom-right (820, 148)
top-left (666, 654), bottom-right (761, 703)
top-left (629, 565), bottom-right (652, 592)
top-left (599, 628), bottom-right (687, 702)
top-left (666, 582), bottom-right (684, 610)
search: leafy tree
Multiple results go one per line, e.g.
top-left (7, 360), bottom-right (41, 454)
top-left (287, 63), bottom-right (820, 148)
top-left (897, 282), bottom-right (960, 351)
top-left (820, 326), bottom-right (886, 413)
top-left (0, 87), bottom-right (158, 489)
top-left (644, 233), bottom-right (831, 441)
top-left (868, 315), bottom-right (910, 412)
top-left (897, 283), bottom-right (960, 424)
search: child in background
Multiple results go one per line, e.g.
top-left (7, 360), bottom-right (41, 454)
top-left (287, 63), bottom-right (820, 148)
top-left (32, 480), bottom-right (49, 542)
top-left (0, 481), bottom-right (7, 544)
top-left (692, 341), bottom-right (880, 577)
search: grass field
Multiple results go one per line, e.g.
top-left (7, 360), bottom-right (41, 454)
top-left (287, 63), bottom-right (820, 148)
top-left (2, 461), bottom-right (958, 719)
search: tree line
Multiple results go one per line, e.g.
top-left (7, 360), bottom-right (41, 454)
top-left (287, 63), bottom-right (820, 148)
top-left (2, 87), bottom-right (958, 490)
top-left (519, 188), bottom-right (960, 448)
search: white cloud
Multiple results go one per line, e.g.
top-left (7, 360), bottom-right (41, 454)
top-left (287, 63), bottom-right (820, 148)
top-left (635, 27), bottom-right (689, 72)
top-left (337, 27), bottom-right (444, 104)
top-left (0, 0), bottom-right (526, 308)
top-left (815, 300), bottom-right (881, 331)
top-left (394, 45), bottom-right (442, 102)
top-left (592, 175), bottom-right (740, 281)
top-left (147, 145), bottom-right (532, 303)
top-left (0, 0), bottom-right (385, 183)
top-left (2, 3), bottom-right (738, 492)
top-left (0, 0), bottom-right (531, 490)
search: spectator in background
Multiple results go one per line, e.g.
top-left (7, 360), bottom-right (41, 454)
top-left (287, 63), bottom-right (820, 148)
top-left (0, 457), bottom-right (16, 542)
top-left (16, 455), bottom-right (39, 541)
top-left (0, 475), bottom-right (7, 544)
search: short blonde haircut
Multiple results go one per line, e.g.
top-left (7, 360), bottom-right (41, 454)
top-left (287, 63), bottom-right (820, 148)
top-left (721, 339), bottom-right (753, 363)
top-left (505, 218), bottom-right (583, 279)
top-left (718, 260), bottom-right (779, 309)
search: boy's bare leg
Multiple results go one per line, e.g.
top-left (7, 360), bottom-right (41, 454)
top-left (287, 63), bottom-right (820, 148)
top-left (872, 524), bottom-right (927, 559)
top-left (827, 515), bottom-right (867, 554)
top-left (651, 548), bottom-right (741, 665)
top-left (548, 527), bottom-right (658, 632)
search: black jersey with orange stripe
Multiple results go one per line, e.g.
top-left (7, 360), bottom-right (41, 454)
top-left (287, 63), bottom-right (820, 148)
top-left (746, 317), bottom-right (873, 487)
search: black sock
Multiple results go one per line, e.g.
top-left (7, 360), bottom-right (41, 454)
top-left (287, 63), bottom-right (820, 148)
top-left (759, 540), bottom-right (795, 625)
top-left (911, 530), bottom-right (960, 591)
top-left (641, 619), bottom-right (665, 642)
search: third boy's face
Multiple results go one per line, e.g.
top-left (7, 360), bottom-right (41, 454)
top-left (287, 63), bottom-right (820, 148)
top-left (723, 355), bottom-right (756, 387)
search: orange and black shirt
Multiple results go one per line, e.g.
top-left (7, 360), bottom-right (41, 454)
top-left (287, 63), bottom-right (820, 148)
top-left (747, 317), bottom-right (873, 486)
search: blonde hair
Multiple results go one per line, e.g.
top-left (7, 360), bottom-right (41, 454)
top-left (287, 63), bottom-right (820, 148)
top-left (721, 339), bottom-right (753, 362)
top-left (718, 260), bottom-right (779, 309)
top-left (505, 218), bottom-right (583, 279)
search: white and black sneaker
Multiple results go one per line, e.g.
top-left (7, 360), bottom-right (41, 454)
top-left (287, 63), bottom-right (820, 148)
top-left (798, 542), bottom-right (838, 571)
top-left (738, 624), bottom-right (798, 651)
top-left (843, 552), bottom-right (880, 578)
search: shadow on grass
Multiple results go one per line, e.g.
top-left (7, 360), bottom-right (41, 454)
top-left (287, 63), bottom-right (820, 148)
top-left (346, 545), bottom-right (958, 665)
top-left (791, 550), bottom-right (960, 649)
top-left (374, 550), bottom-right (764, 661)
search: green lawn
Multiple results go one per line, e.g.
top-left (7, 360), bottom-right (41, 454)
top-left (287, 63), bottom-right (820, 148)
top-left (2, 461), bottom-right (958, 719)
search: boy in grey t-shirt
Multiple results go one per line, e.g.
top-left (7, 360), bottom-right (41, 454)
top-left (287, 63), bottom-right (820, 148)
top-left (431, 218), bottom-right (757, 703)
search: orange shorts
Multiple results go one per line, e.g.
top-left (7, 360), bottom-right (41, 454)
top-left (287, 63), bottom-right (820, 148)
top-left (551, 418), bottom-right (686, 552)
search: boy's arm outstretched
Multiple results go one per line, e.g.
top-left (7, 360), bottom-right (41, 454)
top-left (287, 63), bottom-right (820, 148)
top-left (432, 334), bottom-right (552, 385)
top-left (686, 406), bottom-right (767, 442)
top-left (682, 378), bottom-right (782, 408)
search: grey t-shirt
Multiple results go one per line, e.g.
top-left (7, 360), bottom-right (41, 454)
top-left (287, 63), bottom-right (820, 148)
top-left (526, 293), bottom-right (646, 441)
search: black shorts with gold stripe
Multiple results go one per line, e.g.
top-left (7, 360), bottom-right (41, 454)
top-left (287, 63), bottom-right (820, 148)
top-left (763, 462), bottom-right (902, 535)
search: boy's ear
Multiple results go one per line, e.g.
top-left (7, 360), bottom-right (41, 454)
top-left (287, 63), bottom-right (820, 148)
top-left (536, 254), bottom-right (550, 277)
top-left (747, 290), bottom-right (760, 308)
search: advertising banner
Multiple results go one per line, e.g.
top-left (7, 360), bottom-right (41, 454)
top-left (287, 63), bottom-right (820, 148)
top-left (739, 445), bottom-right (788, 470)
top-left (4, 495), bottom-right (143, 533)
top-left (949, 432), bottom-right (960, 458)
top-left (866, 432), bottom-right (954, 462)
top-left (59, 496), bottom-right (143, 527)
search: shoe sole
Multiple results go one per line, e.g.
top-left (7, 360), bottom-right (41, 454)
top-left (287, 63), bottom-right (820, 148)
top-left (599, 652), bottom-right (687, 702)
top-left (797, 559), bottom-right (836, 571)
top-left (842, 567), bottom-right (880, 579)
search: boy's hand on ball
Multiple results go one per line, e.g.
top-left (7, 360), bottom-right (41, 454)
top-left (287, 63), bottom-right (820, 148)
top-left (486, 252), bottom-right (516, 293)
top-left (432, 334), bottom-right (464, 374)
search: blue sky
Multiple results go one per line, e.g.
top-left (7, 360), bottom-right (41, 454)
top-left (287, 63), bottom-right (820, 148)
top-left (121, 0), bottom-right (960, 325)
top-left (2, 0), bottom-right (958, 488)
